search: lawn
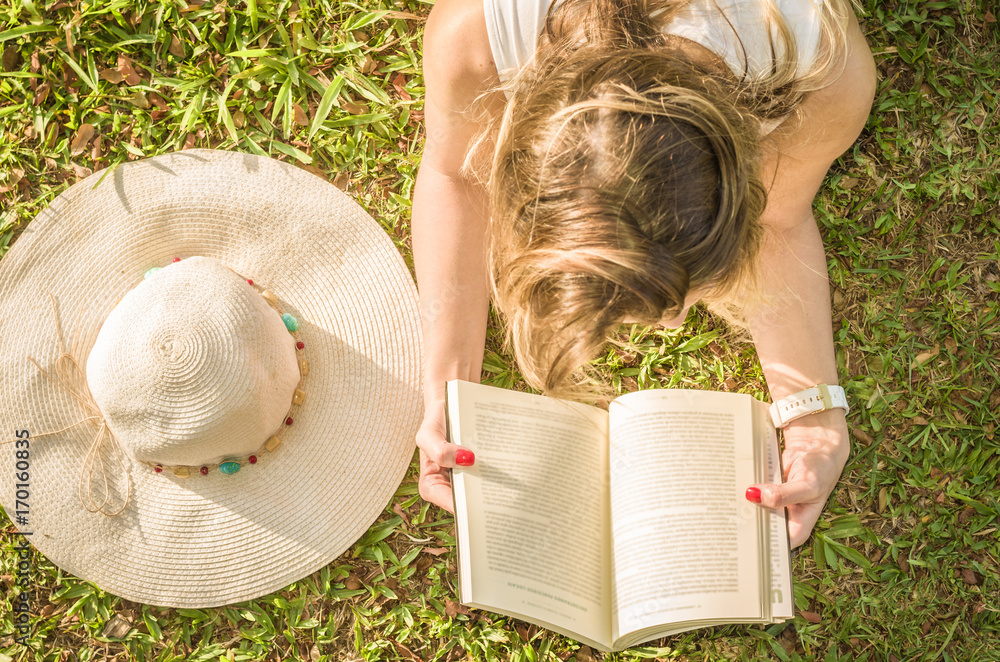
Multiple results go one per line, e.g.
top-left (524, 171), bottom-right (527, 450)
top-left (1, 0), bottom-right (998, 660)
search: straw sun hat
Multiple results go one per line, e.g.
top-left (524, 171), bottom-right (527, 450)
top-left (0, 149), bottom-right (422, 607)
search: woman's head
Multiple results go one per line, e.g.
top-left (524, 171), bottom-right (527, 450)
top-left (488, 45), bottom-right (765, 396)
top-left (476, 0), bottom-right (853, 398)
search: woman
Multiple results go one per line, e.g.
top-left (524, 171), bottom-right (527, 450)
top-left (412, 0), bottom-right (876, 547)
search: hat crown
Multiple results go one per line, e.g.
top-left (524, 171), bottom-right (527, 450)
top-left (86, 257), bottom-right (299, 467)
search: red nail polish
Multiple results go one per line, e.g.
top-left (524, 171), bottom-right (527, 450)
top-left (745, 487), bottom-right (761, 503)
top-left (455, 449), bottom-right (475, 466)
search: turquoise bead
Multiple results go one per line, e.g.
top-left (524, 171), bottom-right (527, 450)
top-left (282, 313), bottom-right (298, 332)
top-left (143, 267), bottom-right (161, 280)
top-left (218, 461), bottom-right (241, 475)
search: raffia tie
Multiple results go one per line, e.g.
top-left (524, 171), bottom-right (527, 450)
top-left (1, 295), bottom-right (131, 516)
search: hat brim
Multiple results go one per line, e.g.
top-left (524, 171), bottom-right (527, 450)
top-left (0, 149), bottom-right (422, 607)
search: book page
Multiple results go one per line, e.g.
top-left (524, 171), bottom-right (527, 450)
top-left (607, 389), bottom-right (762, 640)
top-left (754, 399), bottom-right (793, 620)
top-left (449, 381), bottom-right (612, 649)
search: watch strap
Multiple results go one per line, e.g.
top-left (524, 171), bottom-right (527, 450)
top-left (769, 384), bottom-right (849, 428)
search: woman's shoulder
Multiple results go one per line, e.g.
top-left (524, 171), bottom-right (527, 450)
top-left (424, 0), bottom-right (499, 105)
top-left (762, 10), bottom-right (875, 195)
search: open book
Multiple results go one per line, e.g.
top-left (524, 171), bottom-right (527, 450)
top-left (447, 380), bottom-right (793, 652)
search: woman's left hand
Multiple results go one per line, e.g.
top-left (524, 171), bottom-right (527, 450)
top-left (746, 408), bottom-right (851, 548)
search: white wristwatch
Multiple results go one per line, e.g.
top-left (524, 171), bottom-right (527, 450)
top-left (769, 384), bottom-right (849, 428)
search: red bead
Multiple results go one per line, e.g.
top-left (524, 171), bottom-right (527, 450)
top-left (172, 257), bottom-right (181, 263)
top-left (249, 455), bottom-right (258, 464)
top-left (154, 465), bottom-right (163, 473)
top-left (285, 417), bottom-right (293, 426)
top-left (296, 341), bottom-right (304, 350)
top-left (200, 466), bottom-right (209, 475)
top-left (247, 279), bottom-right (254, 286)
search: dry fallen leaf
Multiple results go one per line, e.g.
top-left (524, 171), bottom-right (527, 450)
top-left (962, 568), bottom-right (981, 586)
top-left (292, 103), bottom-right (308, 126)
top-left (799, 610), bottom-right (822, 624)
top-left (911, 346), bottom-right (939, 368)
top-left (392, 640), bottom-right (422, 662)
top-left (392, 72), bottom-right (411, 101)
top-left (183, 132), bottom-right (196, 150)
top-left (422, 546), bottom-right (448, 556)
top-left (70, 123), bottom-right (95, 156)
top-left (360, 54), bottom-right (377, 74)
top-left (233, 109), bottom-right (245, 128)
top-left (117, 55), bottom-right (141, 85)
top-left (0, 169), bottom-right (25, 194)
top-left (333, 171), bottom-right (350, 190)
top-left (415, 556), bottom-right (433, 573)
top-left (344, 574), bottom-right (362, 590)
top-left (342, 101), bottom-right (368, 115)
top-left (33, 82), bottom-right (50, 106)
top-left (169, 34), bottom-right (185, 58)
top-left (443, 599), bottom-right (470, 618)
top-left (102, 613), bottom-right (132, 638)
top-left (45, 122), bottom-right (61, 149)
top-left (148, 91), bottom-right (168, 109)
top-left (70, 162), bottom-right (92, 179)
top-left (391, 502), bottom-right (411, 527)
top-left (2, 46), bottom-right (20, 71)
top-left (128, 90), bottom-right (150, 109)
top-left (99, 68), bottom-right (125, 84)
top-left (852, 428), bottom-right (874, 445)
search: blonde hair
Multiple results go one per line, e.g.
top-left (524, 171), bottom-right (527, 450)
top-left (470, 0), bottom-right (856, 398)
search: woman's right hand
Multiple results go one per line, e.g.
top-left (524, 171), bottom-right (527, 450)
top-left (415, 397), bottom-right (475, 512)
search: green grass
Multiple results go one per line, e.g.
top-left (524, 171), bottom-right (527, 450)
top-left (2, 0), bottom-right (999, 660)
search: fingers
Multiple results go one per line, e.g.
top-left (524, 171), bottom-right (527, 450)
top-left (787, 504), bottom-right (824, 548)
top-left (418, 453), bottom-right (456, 513)
top-left (415, 427), bottom-right (475, 468)
top-left (745, 480), bottom-right (818, 510)
top-left (415, 403), bottom-right (474, 512)
top-left (415, 405), bottom-right (475, 469)
top-left (746, 480), bottom-right (826, 548)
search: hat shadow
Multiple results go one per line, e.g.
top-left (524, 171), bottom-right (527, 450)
top-left (135, 317), bottom-right (420, 537)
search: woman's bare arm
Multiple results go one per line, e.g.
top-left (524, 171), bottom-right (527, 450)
top-left (413, 0), bottom-right (505, 509)
top-left (747, 11), bottom-right (877, 546)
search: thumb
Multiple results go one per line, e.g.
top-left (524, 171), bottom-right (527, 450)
top-left (745, 480), bottom-right (817, 509)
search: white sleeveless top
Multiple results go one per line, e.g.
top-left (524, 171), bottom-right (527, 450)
top-left (483, 0), bottom-right (825, 85)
